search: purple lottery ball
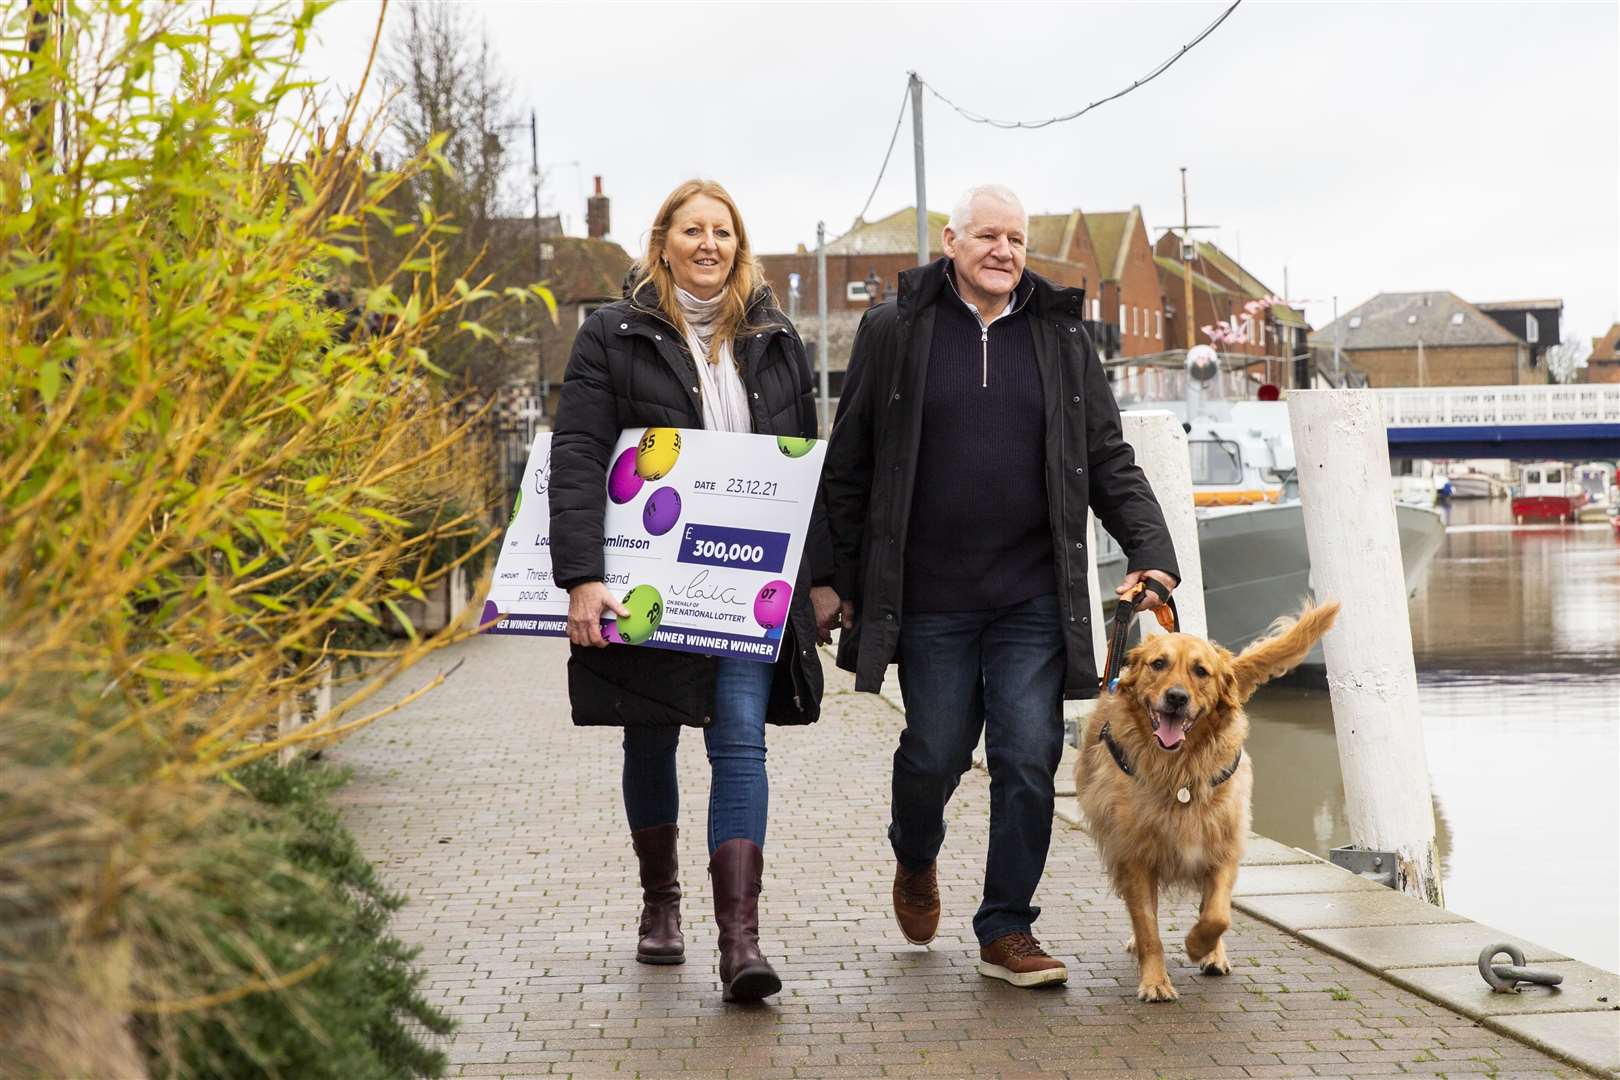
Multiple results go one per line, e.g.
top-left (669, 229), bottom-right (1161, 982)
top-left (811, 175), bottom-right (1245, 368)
top-left (607, 447), bottom-right (644, 504)
top-left (600, 620), bottom-right (626, 645)
top-left (642, 485), bottom-right (682, 536)
top-left (753, 579), bottom-right (793, 631)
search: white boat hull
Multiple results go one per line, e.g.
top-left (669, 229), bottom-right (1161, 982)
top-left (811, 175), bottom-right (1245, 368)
top-left (1097, 502), bottom-right (1446, 668)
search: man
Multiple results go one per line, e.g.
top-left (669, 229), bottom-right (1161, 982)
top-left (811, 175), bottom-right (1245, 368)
top-left (819, 184), bottom-right (1180, 987)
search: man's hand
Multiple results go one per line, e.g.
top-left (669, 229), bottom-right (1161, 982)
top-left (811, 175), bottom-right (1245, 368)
top-left (567, 581), bottom-right (629, 647)
top-left (1116, 569), bottom-right (1178, 610)
top-left (810, 586), bottom-right (841, 645)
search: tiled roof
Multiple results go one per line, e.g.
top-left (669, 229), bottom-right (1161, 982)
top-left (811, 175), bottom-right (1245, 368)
top-left (1028, 213), bottom-right (1072, 259)
top-left (1154, 255), bottom-right (1232, 295)
top-left (1086, 209), bottom-right (1137, 281)
top-left (826, 207), bottom-right (948, 256)
top-left (489, 218), bottom-right (632, 304)
top-left (1592, 323), bottom-right (1620, 361)
top-left (1310, 292), bottom-right (1522, 350)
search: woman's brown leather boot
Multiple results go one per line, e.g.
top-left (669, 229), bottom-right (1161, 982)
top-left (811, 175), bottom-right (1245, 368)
top-left (709, 838), bottom-right (781, 1002)
top-left (630, 824), bottom-right (683, 964)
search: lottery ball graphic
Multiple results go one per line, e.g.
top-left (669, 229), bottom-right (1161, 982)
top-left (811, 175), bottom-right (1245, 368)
top-left (636, 428), bottom-right (682, 480)
top-left (616, 584), bottom-right (665, 645)
top-left (600, 620), bottom-right (626, 645)
top-left (753, 579), bottom-right (793, 631)
top-left (509, 489), bottom-right (522, 523)
top-left (607, 447), bottom-right (644, 504)
top-left (642, 486), bottom-right (682, 536)
top-left (776, 435), bottom-right (817, 459)
top-left (480, 600), bottom-right (501, 629)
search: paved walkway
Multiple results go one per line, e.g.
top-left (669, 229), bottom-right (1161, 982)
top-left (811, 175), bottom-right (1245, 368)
top-left (332, 635), bottom-right (1581, 1079)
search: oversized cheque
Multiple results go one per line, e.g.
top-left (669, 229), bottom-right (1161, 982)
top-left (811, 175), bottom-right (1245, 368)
top-left (481, 427), bottom-right (826, 663)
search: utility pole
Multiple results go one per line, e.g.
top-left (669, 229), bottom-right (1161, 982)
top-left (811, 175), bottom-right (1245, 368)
top-left (527, 109), bottom-right (547, 417)
top-left (909, 72), bottom-right (928, 268)
top-left (1174, 169), bottom-right (1220, 355)
top-left (1332, 296), bottom-right (1342, 380)
top-left (816, 221), bottom-right (830, 433)
top-left (1180, 168), bottom-right (1196, 353)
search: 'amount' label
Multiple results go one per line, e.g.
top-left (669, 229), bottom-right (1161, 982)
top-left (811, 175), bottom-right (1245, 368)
top-left (678, 524), bottom-right (789, 572)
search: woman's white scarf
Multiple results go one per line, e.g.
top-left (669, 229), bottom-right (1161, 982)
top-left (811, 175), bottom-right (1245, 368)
top-left (674, 285), bottom-right (752, 434)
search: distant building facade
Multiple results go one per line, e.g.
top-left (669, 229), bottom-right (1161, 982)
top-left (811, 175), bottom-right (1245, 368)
top-left (1310, 292), bottom-right (1534, 387)
top-left (1587, 324), bottom-right (1620, 384)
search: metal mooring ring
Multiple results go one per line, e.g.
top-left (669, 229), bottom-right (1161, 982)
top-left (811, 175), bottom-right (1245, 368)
top-left (1478, 943), bottom-right (1564, 993)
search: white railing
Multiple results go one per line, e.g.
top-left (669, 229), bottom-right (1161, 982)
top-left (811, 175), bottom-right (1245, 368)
top-left (1373, 384), bottom-right (1620, 427)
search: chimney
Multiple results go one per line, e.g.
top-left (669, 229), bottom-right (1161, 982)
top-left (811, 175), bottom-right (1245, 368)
top-left (586, 175), bottom-right (610, 240)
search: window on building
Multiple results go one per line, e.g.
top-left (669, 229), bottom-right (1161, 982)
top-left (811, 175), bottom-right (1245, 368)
top-left (1091, 298), bottom-right (1100, 321)
top-left (1119, 303), bottom-right (1126, 330)
top-left (1155, 310), bottom-right (1163, 339)
top-left (1349, 316), bottom-right (1362, 329)
top-left (1525, 313), bottom-right (1539, 344)
top-left (578, 301), bottom-right (608, 326)
top-left (846, 281), bottom-right (870, 302)
top-left (1450, 312), bottom-right (1465, 326)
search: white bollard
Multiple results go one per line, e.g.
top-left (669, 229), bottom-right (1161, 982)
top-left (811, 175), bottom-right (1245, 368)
top-left (1288, 389), bottom-right (1443, 905)
top-left (1083, 507), bottom-right (1106, 665)
top-left (1120, 410), bottom-right (1207, 639)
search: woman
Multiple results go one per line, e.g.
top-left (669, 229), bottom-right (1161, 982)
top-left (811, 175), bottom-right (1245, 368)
top-left (548, 179), bottom-right (838, 1003)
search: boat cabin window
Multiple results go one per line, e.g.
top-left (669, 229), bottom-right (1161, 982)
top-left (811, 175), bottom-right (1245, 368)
top-left (1189, 439), bottom-right (1244, 485)
top-left (1545, 468), bottom-right (1562, 484)
top-left (1524, 469), bottom-right (1542, 484)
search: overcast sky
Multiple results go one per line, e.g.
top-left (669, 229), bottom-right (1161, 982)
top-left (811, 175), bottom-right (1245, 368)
top-left (298, 0), bottom-right (1619, 345)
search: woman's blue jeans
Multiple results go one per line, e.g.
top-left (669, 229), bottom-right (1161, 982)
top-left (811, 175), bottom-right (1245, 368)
top-left (621, 658), bottom-right (773, 854)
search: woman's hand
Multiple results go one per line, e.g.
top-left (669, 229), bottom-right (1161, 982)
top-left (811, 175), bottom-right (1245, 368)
top-left (810, 586), bottom-right (841, 645)
top-left (567, 582), bottom-right (630, 647)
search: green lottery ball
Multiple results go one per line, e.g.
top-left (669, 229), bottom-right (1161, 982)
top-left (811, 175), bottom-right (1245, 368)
top-left (617, 584), bottom-right (664, 645)
top-left (776, 435), bottom-right (816, 459)
top-left (509, 489), bottom-right (522, 523)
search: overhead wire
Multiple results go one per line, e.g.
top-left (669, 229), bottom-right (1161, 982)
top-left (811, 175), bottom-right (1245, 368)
top-left (922, 0), bottom-right (1243, 130)
top-left (850, 84), bottom-right (911, 229)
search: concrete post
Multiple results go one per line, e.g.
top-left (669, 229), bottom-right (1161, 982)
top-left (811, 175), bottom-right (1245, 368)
top-left (1119, 410), bottom-right (1206, 639)
top-left (1288, 389), bottom-right (1444, 905)
top-left (1083, 508), bottom-right (1106, 664)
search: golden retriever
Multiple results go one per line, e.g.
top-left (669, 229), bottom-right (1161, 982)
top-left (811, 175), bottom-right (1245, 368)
top-left (1076, 602), bottom-right (1340, 1002)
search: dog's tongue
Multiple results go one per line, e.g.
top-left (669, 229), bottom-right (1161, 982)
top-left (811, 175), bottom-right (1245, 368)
top-left (1155, 717), bottom-right (1186, 749)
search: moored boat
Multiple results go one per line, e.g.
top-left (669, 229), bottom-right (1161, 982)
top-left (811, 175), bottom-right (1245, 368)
top-left (1511, 462), bottom-right (1588, 523)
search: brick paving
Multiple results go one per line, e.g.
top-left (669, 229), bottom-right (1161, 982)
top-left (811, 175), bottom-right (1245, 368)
top-left (331, 635), bottom-right (1582, 1079)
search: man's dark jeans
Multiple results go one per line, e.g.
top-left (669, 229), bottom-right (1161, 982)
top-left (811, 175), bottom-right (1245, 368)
top-left (890, 593), bottom-right (1066, 946)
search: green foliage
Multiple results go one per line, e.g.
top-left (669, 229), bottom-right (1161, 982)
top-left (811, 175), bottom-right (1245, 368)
top-left (135, 761), bottom-right (453, 1080)
top-left (0, 1), bottom-right (521, 1075)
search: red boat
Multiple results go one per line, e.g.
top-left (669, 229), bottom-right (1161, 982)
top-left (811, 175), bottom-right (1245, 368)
top-left (1511, 462), bottom-right (1589, 523)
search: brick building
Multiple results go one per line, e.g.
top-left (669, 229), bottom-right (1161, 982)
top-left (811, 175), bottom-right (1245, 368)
top-left (1153, 235), bottom-right (1310, 385)
top-left (1084, 206), bottom-right (1165, 358)
top-left (1475, 299), bottom-right (1563, 376)
top-left (1310, 292), bottom-right (1533, 387)
top-left (756, 206), bottom-right (1098, 395)
top-left (1588, 323), bottom-right (1620, 384)
top-left (490, 177), bottom-right (633, 416)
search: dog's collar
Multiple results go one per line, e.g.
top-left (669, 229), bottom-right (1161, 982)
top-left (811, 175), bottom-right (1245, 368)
top-left (1097, 720), bottom-right (1243, 792)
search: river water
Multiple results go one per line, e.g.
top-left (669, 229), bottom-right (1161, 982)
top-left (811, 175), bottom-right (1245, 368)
top-left (1245, 497), bottom-right (1620, 973)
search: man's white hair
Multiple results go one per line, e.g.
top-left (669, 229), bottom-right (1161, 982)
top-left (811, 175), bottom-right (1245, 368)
top-left (946, 184), bottom-right (1028, 234)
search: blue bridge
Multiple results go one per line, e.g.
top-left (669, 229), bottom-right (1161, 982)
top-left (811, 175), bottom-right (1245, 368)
top-left (1373, 385), bottom-right (1620, 460)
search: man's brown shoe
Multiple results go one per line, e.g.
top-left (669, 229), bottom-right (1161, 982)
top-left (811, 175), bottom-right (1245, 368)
top-left (977, 932), bottom-right (1068, 988)
top-left (893, 861), bottom-right (940, 945)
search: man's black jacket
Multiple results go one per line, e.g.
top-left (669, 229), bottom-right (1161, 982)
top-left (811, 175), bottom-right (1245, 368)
top-left (821, 257), bottom-right (1179, 700)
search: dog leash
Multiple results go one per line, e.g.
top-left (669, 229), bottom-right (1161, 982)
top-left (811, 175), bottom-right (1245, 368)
top-left (1100, 578), bottom-right (1179, 693)
top-left (1095, 580), bottom-right (1239, 801)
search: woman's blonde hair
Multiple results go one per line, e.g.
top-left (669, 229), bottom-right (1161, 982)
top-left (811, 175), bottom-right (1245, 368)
top-left (631, 179), bottom-right (770, 360)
